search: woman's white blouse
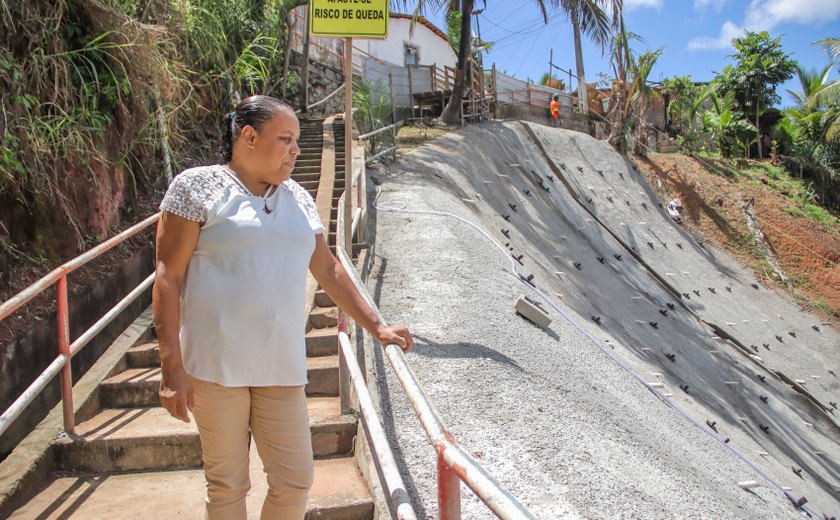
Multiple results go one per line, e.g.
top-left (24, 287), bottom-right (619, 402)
top-left (159, 165), bottom-right (325, 387)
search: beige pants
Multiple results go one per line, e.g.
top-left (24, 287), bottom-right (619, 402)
top-left (189, 375), bottom-right (314, 520)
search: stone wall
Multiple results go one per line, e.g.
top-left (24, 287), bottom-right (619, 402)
top-left (288, 50), bottom-right (350, 117)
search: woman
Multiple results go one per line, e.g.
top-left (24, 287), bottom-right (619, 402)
top-left (153, 95), bottom-right (413, 519)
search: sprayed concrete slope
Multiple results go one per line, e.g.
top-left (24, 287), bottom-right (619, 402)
top-left (368, 121), bottom-right (838, 518)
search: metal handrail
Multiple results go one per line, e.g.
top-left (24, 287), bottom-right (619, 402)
top-left (0, 213), bottom-right (160, 436)
top-left (296, 83), bottom-right (345, 114)
top-left (335, 243), bottom-right (535, 520)
top-left (335, 166), bottom-right (534, 518)
top-left (0, 213), bottom-right (160, 320)
top-left (336, 330), bottom-right (417, 519)
top-left (357, 120), bottom-right (404, 141)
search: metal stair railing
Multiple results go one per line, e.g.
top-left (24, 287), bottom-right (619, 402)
top-left (0, 213), bottom-right (160, 436)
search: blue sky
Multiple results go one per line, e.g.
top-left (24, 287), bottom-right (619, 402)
top-left (420, 0), bottom-right (840, 108)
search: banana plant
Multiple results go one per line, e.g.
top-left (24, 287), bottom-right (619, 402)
top-left (698, 90), bottom-right (753, 157)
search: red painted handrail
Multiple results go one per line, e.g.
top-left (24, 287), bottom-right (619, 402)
top-left (0, 212), bottom-right (160, 436)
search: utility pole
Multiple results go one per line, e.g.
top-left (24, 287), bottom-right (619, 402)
top-left (549, 48), bottom-right (553, 85)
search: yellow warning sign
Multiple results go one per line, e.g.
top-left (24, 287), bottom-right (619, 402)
top-left (309, 0), bottom-right (388, 38)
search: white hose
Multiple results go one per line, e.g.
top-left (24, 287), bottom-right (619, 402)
top-left (372, 184), bottom-right (821, 518)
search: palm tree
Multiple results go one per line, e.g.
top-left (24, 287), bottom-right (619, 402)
top-left (787, 64), bottom-right (833, 110)
top-left (399, 1), bottom-right (551, 125)
top-left (786, 63), bottom-right (839, 153)
top-left (550, 0), bottom-right (621, 114)
top-left (816, 37), bottom-right (840, 68)
top-left (438, 1), bottom-right (472, 124)
top-left (810, 37), bottom-right (840, 133)
top-left (629, 48), bottom-right (662, 154)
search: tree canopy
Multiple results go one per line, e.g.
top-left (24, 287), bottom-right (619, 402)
top-left (714, 31), bottom-right (796, 116)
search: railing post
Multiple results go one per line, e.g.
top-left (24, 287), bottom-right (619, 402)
top-left (56, 274), bottom-right (74, 434)
top-left (389, 72), bottom-right (397, 163)
top-left (407, 65), bottom-right (415, 121)
top-left (438, 452), bottom-right (461, 520)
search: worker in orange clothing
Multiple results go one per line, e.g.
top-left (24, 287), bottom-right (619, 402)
top-left (549, 94), bottom-right (560, 127)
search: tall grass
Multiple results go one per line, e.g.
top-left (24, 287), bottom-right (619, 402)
top-left (1, 0), bottom-right (302, 269)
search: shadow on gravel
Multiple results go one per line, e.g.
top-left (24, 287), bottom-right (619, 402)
top-left (410, 333), bottom-right (528, 374)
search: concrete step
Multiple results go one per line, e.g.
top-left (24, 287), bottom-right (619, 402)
top-left (308, 307), bottom-right (338, 329)
top-left (328, 243), bottom-right (367, 257)
top-left (125, 342), bottom-right (160, 368)
top-left (103, 357), bottom-right (339, 405)
top-left (9, 457), bottom-right (372, 519)
top-left (315, 290), bottom-right (334, 308)
top-left (54, 396), bottom-right (355, 473)
top-left (294, 173), bottom-right (322, 182)
top-left (294, 167), bottom-right (322, 175)
top-left (306, 327), bottom-right (338, 357)
top-left (295, 159), bottom-right (322, 168)
top-left (128, 340), bottom-right (341, 368)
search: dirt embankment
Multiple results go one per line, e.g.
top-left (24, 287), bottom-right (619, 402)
top-left (635, 153), bottom-right (840, 317)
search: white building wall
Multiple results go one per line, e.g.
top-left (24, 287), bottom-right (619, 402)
top-left (358, 17), bottom-right (456, 68)
top-left (289, 9), bottom-right (456, 70)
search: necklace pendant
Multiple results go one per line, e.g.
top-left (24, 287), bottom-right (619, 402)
top-left (263, 201), bottom-right (273, 214)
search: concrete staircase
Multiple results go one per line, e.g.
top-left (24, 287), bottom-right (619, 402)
top-left (7, 118), bottom-right (375, 519)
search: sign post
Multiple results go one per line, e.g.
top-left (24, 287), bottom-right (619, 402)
top-left (309, 0), bottom-right (388, 257)
top-left (343, 36), bottom-right (353, 256)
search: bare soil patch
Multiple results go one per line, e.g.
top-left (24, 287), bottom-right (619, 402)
top-left (636, 152), bottom-right (840, 316)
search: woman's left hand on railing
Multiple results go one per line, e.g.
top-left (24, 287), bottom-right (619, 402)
top-left (374, 324), bottom-right (414, 354)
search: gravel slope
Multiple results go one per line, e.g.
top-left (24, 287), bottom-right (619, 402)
top-left (359, 123), bottom-right (837, 518)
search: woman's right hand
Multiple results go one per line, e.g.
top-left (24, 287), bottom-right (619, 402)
top-left (159, 365), bottom-right (194, 423)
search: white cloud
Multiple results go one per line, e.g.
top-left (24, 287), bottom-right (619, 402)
top-left (625, 0), bottom-right (664, 11)
top-left (744, 0), bottom-right (840, 31)
top-left (687, 21), bottom-right (745, 50)
top-left (694, 0), bottom-right (727, 12)
top-left (687, 0), bottom-right (840, 52)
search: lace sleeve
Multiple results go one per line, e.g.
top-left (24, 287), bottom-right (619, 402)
top-left (287, 181), bottom-right (325, 234)
top-left (159, 170), bottom-right (209, 222)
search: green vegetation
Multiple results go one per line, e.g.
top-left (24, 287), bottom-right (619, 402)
top-left (715, 31), bottom-right (797, 150)
top-left (692, 152), bottom-right (838, 229)
top-left (0, 0), bottom-right (305, 272)
top-left (656, 31), bottom-right (839, 213)
top-left (353, 79), bottom-right (394, 157)
top-left (661, 75), bottom-right (702, 148)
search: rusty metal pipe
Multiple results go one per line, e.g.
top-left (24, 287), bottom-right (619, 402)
top-left (0, 213), bottom-right (159, 437)
top-left (438, 454), bottom-right (461, 520)
top-left (338, 332), bottom-right (417, 520)
top-left (0, 213), bottom-right (160, 320)
top-left (0, 354), bottom-right (67, 437)
top-left (69, 273), bottom-right (155, 357)
top-left (56, 275), bottom-right (74, 433)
